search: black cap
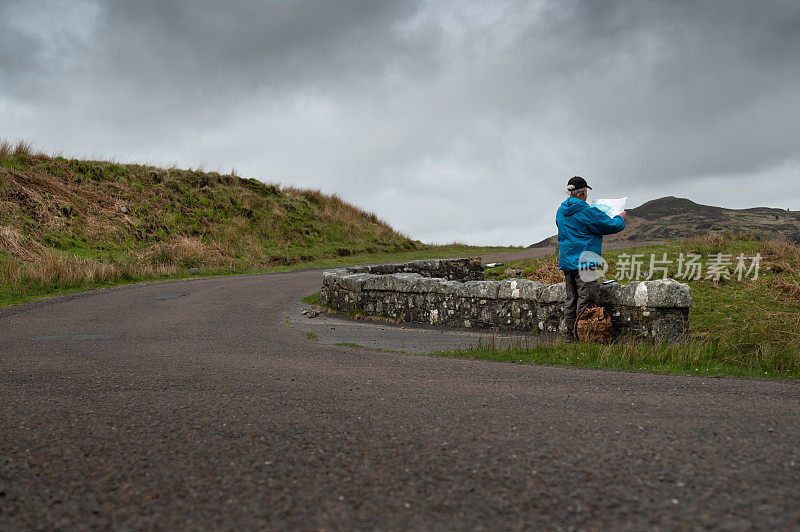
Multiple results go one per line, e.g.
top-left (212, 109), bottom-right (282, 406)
top-left (567, 176), bottom-right (592, 191)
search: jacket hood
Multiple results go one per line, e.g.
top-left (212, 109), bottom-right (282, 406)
top-left (560, 197), bottom-right (589, 216)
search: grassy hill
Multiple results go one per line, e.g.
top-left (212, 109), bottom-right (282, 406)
top-left (0, 141), bottom-right (516, 307)
top-left (530, 196), bottom-right (800, 247)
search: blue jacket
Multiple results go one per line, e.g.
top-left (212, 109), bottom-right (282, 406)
top-left (556, 197), bottom-right (625, 271)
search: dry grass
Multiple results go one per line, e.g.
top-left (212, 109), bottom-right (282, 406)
top-left (763, 259), bottom-right (800, 301)
top-left (682, 232), bottom-right (726, 248)
top-left (760, 239), bottom-right (800, 261)
top-left (0, 139), bottom-right (35, 160)
top-left (35, 251), bottom-right (121, 285)
top-left (524, 255), bottom-right (563, 284)
top-left (766, 277), bottom-right (800, 301)
top-left (143, 236), bottom-right (233, 269)
top-left (0, 226), bottom-right (46, 261)
top-left (2, 237), bottom-right (236, 293)
top-left (681, 232), bottom-right (760, 251)
top-left (759, 240), bottom-right (800, 279)
top-left (6, 250), bottom-right (123, 287)
top-left (2, 163), bottom-right (118, 234)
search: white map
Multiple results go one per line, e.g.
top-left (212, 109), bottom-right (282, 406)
top-left (590, 197), bottom-right (627, 218)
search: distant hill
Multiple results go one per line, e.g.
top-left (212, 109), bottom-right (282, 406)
top-left (529, 196), bottom-right (800, 247)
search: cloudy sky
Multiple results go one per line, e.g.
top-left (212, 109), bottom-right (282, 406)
top-left (1, 0), bottom-right (799, 245)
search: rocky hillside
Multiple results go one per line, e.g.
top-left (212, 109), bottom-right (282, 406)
top-left (529, 196), bottom-right (800, 247)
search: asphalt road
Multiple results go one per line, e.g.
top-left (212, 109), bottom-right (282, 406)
top-left (1, 265), bottom-right (799, 529)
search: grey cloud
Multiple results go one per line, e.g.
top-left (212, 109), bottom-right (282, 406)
top-left (96, 0), bottom-right (424, 90)
top-left (1, 0), bottom-right (798, 245)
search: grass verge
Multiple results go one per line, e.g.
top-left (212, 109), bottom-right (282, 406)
top-left (439, 337), bottom-right (799, 379)
top-left (0, 244), bottom-right (517, 311)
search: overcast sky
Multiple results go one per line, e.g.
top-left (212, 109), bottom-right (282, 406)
top-left (2, 0), bottom-right (799, 245)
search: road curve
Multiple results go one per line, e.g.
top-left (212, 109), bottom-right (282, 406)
top-left (1, 268), bottom-right (799, 529)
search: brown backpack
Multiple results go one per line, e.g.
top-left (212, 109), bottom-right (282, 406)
top-left (575, 306), bottom-right (613, 344)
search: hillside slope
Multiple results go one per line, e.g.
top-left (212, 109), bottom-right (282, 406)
top-left (0, 148), bottom-right (418, 299)
top-left (530, 196), bottom-right (800, 247)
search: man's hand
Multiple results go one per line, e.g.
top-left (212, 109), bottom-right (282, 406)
top-left (619, 210), bottom-right (628, 223)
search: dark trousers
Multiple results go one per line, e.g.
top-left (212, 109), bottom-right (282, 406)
top-left (563, 270), bottom-right (598, 338)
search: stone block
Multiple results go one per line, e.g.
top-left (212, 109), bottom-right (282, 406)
top-left (612, 279), bottom-right (692, 308)
top-left (456, 280), bottom-right (501, 299)
top-left (614, 282), bottom-right (640, 306)
top-left (336, 273), bottom-right (375, 293)
top-left (498, 279), bottom-right (521, 299)
top-left (322, 269), bottom-right (347, 287)
top-left (362, 272), bottom-right (421, 292)
top-left (640, 279), bottom-right (693, 308)
top-left (362, 263), bottom-right (399, 275)
top-left (497, 279), bottom-right (543, 299)
top-left (408, 276), bottom-right (451, 294)
top-left (407, 259), bottom-right (441, 272)
top-left (426, 279), bottom-right (460, 294)
top-left (596, 281), bottom-right (624, 304)
top-left (518, 279), bottom-right (544, 300)
top-left (538, 282), bottom-right (567, 303)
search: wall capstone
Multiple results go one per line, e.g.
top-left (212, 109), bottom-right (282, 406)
top-left (321, 258), bottom-right (691, 343)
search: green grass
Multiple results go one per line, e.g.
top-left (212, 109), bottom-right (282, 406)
top-left (301, 292), bottom-right (321, 305)
top-left (306, 332), bottom-right (318, 340)
top-left (334, 342), bottom-right (364, 348)
top-left (439, 338), bottom-right (799, 379)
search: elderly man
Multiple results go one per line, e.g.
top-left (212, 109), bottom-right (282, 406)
top-left (556, 176), bottom-right (627, 340)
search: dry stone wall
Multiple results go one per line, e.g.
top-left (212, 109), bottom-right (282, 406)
top-left (321, 258), bottom-right (692, 344)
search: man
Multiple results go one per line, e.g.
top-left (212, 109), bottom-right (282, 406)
top-left (556, 176), bottom-right (627, 340)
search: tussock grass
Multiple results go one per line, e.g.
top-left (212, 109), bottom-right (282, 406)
top-left (143, 236), bottom-right (233, 269)
top-left (0, 139), bottom-right (35, 160)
